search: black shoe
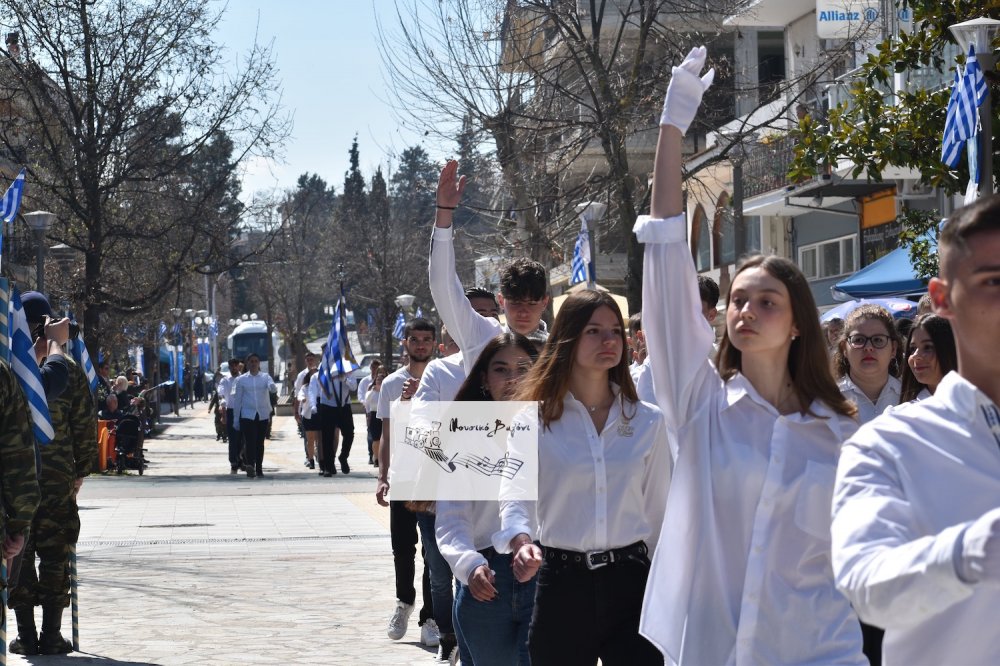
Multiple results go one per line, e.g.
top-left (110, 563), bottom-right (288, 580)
top-left (339, 458), bottom-right (350, 474)
top-left (246, 470), bottom-right (256, 478)
top-left (323, 471), bottom-right (332, 477)
top-left (38, 632), bottom-right (73, 655)
top-left (256, 469), bottom-right (264, 477)
top-left (307, 459), bottom-right (315, 469)
top-left (9, 635), bottom-right (38, 655)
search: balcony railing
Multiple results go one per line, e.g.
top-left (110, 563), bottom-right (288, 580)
top-left (743, 134), bottom-right (798, 199)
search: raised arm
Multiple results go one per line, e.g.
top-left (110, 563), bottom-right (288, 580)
top-left (429, 161), bottom-right (501, 358)
top-left (633, 46), bottom-right (717, 428)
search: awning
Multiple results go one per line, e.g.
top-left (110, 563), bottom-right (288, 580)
top-left (833, 234), bottom-right (935, 300)
top-left (820, 298), bottom-right (919, 323)
top-left (553, 283), bottom-right (630, 320)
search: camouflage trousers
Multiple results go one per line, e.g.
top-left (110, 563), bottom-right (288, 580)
top-left (7, 497), bottom-right (81, 609)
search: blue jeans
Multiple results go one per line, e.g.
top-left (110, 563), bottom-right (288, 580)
top-left (455, 550), bottom-right (534, 666)
top-left (416, 512), bottom-right (454, 635)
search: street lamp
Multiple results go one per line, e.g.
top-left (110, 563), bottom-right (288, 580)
top-left (395, 294), bottom-right (416, 311)
top-left (23, 211), bottom-right (55, 292)
top-left (950, 17), bottom-right (1000, 194)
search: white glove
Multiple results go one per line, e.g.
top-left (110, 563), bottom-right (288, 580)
top-left (957, 506), bottom-right (1000, 584)
top-left (660, 46), bottom-right (715, 135)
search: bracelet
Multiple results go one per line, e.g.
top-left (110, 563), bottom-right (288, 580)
top-left (436, 205), bottom-right (457, 210)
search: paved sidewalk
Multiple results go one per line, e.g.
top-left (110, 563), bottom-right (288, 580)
top-left (5, 408), bottom-right (442, 665)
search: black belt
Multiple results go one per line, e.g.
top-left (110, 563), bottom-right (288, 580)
top-left (542, 541), bottom-right (648, 570)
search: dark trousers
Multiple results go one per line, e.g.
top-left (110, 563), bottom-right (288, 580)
top-left (527, 551), bottom-right (662, 666)
top-left (226, 408), bottom-right (243, 468)
top-left (318, 403), bottom-right (354, 471)
top-left (389, 500), bottom-right (432, 625)
top-left (239, 415), bottom-right (268, 473)
top-left (415, 512), bottom-right (454, 635)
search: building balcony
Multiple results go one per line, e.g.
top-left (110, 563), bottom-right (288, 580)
top-left (743, 134), bottom-right (798, 199)
top-left (725, 0), bottom-right (814, 27)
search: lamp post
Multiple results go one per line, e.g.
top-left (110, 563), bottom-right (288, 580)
top-left (950, 17), bottom-right (1000, 195)
top-left (23, 211), bottom-right (55, 292)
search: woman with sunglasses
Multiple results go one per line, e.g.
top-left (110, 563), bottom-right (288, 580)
top-left (435, 333), bottom-right (539, 666)
top-left (834, 305), bottom-right (903, 424)
top-left (899, 313), bottom-right (957, 403)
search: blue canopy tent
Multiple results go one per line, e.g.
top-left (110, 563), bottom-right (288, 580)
top-left (832, 235), bottom-right (936, 300)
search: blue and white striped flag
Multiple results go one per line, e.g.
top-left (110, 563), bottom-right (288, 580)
top-left (9, 289), bottom-right (54, 444)
top-left (69, 332), bottom-right (99, 393)
top-left (318, 293), bottom-right (358, 398)
top-left (0, 168), bottom-right (27, 267)
top-left (941, 45), bottom-right (987, 169)
top-left (415, 306), bottom-right (423, 319)
top-left (158, 321), bottom-right (167, 339)
top-left (392, 311), bottom-right (406, 340)
top-left (570, 217), bottom-right (591, 285)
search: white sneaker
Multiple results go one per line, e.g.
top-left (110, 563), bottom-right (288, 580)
top-left (420, 618), bottom-right (440, 647)
top-left (387, 600), bottom-right (413, 640)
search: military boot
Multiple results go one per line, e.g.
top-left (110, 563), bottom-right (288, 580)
top-left (9, 607), bottom-right (38, 655)
top-left (38, 605), bottom-right (73, 655)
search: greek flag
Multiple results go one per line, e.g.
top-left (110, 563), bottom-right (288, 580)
top-left (9, 289), bottom-right (54, 444)
top-left (570, 217), bottom-right (591, 285)
top-left (415, 306), bottom-right (423, 319)
top-left (318, 292), bottom-right (358, 398)
top-left (0, 278), bottom-right (9, 362)
top-left (942, 45), bottom-right (987, 169)
top-left (158, 321), bottom-right (167, 339)
top-left (392, 311), bottom-right (406, 340)
top-left (0, 168), bottom-right (27, 266)
top-left (209, 317), bottom-right (218, 337)
top-left (69, 332), bottom-right (99, 393)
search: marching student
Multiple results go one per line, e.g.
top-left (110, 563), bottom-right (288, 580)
top-left (832, 195), bottom-right (1000, 665)
top-left (435, 332), bottom-right (539, 666)
top-left (834, 304), bottom-right (903, 424)
top-left (635, 47), bottom-right (864, 664)
top-left (498, 290), bottom-right (671, 665)
top-left (230, 353), bottom-right (276, 478)
top-left (898, 312), bottom-right (956, 403)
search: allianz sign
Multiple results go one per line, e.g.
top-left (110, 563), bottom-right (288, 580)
top-left (816, 2), bottom-right (880, 39)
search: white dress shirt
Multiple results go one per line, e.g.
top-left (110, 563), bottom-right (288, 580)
top-left (497, 386), bottom-right (671, 556)
top-left (297, 375), bottom-right (315, 420)
top-left (377, 367), bottom-right (414, 420)
top-left (833, 371), bottom-right (1000, 666)
top-left (429, 226), bottom-right (546, 375)
top-left (231, 371), bottom-right (277, 421)
top-left (313, 373), bottom-right (357, 408)
top-left (363, 386), bottom-right (380, 414)
top-left (436, 499), bottom-right (502, 585)
top-left (414, 352), bottom-right (465, 403)
top-left (634, 213), bottom-right (864, 666)
top-left (217, 375), bottom-right (233, 408)
top-left (838, 374), bottom-right (901, 424)
top-left (357, 375), bottom-right (373, 407)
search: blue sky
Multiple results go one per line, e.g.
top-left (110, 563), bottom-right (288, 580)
top-left (214, 1), bottom-right (431, 200)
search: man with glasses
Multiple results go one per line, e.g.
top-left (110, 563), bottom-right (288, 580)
top-left (430, 161), bottom-right (549, 376)
top-left (832, 195), bottom-right (1000, 665)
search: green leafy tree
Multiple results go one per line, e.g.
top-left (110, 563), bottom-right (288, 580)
top-left (789, 1), bottom-right (1000, 278)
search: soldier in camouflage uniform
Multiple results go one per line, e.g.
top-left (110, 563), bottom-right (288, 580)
top-left (9, 292), bottom-right (96, 656)
top-left (0, 356), bottom-right (42, 630)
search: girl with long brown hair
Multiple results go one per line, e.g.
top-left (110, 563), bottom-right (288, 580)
top-left (434, 332), bottom-right (539, 666)
top-left (899, 313), bottom-right (957, 403)
top-left (497, 290), bottom-right (672, 665)
top-left (634, 47), bottom-right (865, 665)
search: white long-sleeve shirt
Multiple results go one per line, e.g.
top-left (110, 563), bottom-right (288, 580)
top-left (436, 499), bottom-right (501, 585)
top-left (838, 374), bottom-right (901, 424)
top-left (217, 375), bottom-right (234, 408)
top-left (429, 226), bottom-right (505, 376)
top-left (832, 371), bottom-right (1000, 666)
top-left (413, 352), bottom-right (465, 403)
top-left (357, 375), bottom-right (373, 408)
top-left (634, 214), bottom-right (864, 666)
top-left (496, 386), bottom-right (670, 556)
top-left (231, 371), bottom-right (277, 421)
top-left (312, 373), bottom-right (357, 408)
